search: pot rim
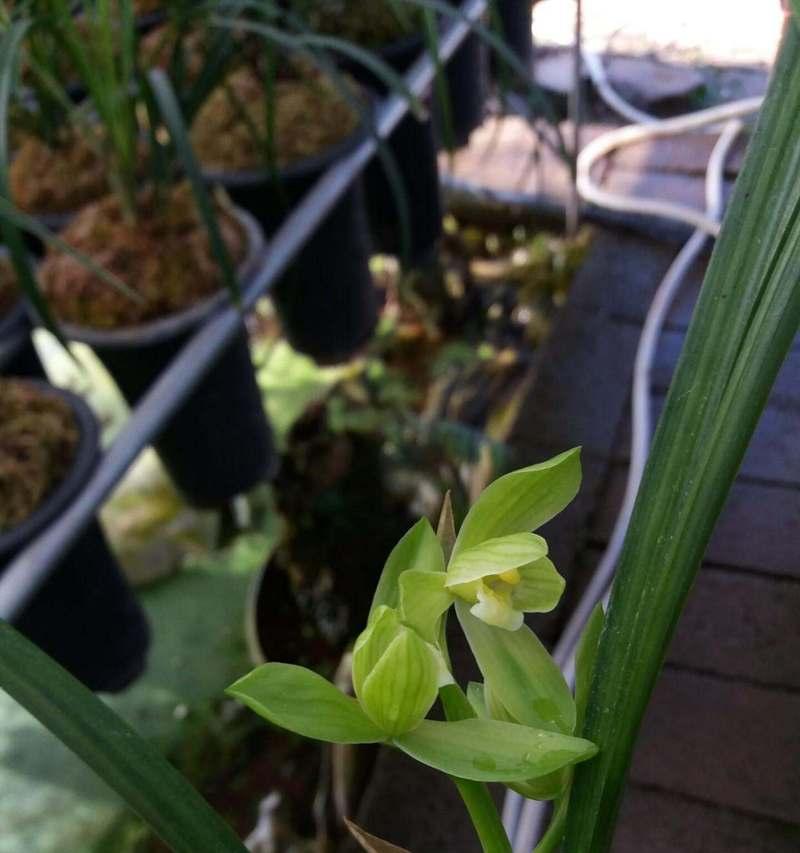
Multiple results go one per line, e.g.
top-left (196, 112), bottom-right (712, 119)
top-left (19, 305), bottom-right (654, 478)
top-left (30, 205), bottom-right (265, 349)
top-left (0, 381), bottom-right (99, 559)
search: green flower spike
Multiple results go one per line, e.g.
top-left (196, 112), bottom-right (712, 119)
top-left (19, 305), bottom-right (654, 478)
top-left (445, 448), bottom-right (582, 631)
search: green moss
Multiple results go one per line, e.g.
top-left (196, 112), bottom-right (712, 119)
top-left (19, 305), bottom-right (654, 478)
top-left (0, 379), bottom-right (79, 531)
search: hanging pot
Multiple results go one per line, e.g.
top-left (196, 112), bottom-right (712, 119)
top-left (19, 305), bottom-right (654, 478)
top-left (438, 4), bottom-right (489, 149)
top-left (492, 0), bottom-right (534, 75)
top-left (0, 302), bottom-right (45, 378)
top-left (345, 35), bottom-right (443, 266)
top-left (203, 120), bottom-right (377, 365)
top-left (39, 209), bottom-right (276, 508)
top-left (0, 249), bottom-right (46, 377)
top-left (0, 382), bottom-right (150, 692)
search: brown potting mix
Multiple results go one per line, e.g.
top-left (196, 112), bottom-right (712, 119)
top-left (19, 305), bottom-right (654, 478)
top-left (0, 379), bottom-right (79, 531)
top-left (38, 183), bottom-right (248, 328)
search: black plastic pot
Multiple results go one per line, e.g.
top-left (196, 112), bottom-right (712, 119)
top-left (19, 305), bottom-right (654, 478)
top-left (48, 210), bottom-right (275, 508)
top-left (438, 8), bottom-right (488, 149)
top-left (0, 248), bottom-right (46, 378)
top-left (493, 0), bottom-right (534, 74)
top-left (0, 302), bottom-right (46, 378)
top-left (0, 382), bottom-right (150, 692)
top-left (203, 126), bottom-right (377, 365)
top-left (345, 36), bottom-right (443, 266)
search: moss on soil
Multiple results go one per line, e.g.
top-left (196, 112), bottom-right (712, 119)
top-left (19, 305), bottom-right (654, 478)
top-left (9, 130), bottom-right (109, 216)
top-left (191, 64), bottom-right (360, 173)
top-left (0, 255), bottom-right (17, 319)
top-left (38, 183), bottom-right (248, 329)
top-left (292, 0), bottom-right (421, 47)
top-left (0, 379), bottom-right (79, 532)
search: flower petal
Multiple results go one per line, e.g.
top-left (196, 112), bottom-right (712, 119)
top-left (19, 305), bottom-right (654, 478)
top-left (512, 557), bottom-right (566, 614)
top-left (445, 532), bottom-right (548, 588)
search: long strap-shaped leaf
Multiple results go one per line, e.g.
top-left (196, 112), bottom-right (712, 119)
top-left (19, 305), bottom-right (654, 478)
top-left (0, 622), bottom-right (248, 853)
top-left (565, 17), bottom-right (800, 852)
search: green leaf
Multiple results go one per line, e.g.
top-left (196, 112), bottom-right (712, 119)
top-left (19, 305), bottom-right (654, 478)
top-left (399, 570), bottom-right (453, 643)
top-left (148, 70), bottom-right (241, 305)
top-left (452, 448), bottom-right (581, 559)
top-left (360, 629), bottom-right (439, 736)
top-left (566, 25), bottom-right (800, 853)
top-left (446, 533), bottom-right (548, 587)
top-left (0, 622), bottom-right (248, 853)
top-left (394, 718), bottom-right (597, 783)
top-left (457, 602), bottom-right (576, 735)
top-left (228, 663), bottom-right (385, 744)
top-left (370, 519), bottom-right (445, 619)
top-left (574, 604), bottom-right (604, 734)
top-left (513, 557), bottom-right (566, 614)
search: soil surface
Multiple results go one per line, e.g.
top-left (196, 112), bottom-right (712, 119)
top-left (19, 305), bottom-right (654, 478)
top-left (0, 379), bottom-right (78, 531)
top-left (38, 183), bottom-right (248, 328)
top-left (191, 64), bottom-right (360, 173)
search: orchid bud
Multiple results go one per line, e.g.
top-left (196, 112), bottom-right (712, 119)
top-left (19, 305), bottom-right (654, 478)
top-left (352, 606), bottom-right (441, 737)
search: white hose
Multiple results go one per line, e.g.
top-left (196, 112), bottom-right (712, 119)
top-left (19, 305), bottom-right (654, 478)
top-left (504, 45), bottom-right (761, 852)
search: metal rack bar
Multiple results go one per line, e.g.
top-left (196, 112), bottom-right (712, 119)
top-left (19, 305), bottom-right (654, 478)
top-left (0, 0), bottom-right (488, 621)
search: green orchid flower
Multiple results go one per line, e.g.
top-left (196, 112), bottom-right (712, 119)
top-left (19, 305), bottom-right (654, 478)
top-left (227, 452), bottom-right (598, 791)
top-left (443, 447), bottom-right (581, 631)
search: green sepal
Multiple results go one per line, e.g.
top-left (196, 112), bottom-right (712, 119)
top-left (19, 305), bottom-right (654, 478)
top-left (451, 448), bottom-right (582, 560)
top-left (457, 601), bottom-right (576, 735)
top-left (228, 664), bottom-right (385, 744)
top-left (393, 718), bottom-right (597, 783)
top-left (352, 606), bottom-right (402, 697)
top-left (509, 767), bottom-right (572, 802)
top-left (370, 518), bottom-right (445, 620)
top-left (399, 570), bottom-right (453, 643)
